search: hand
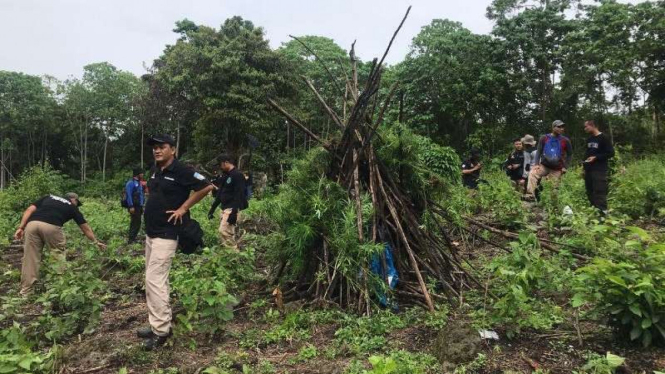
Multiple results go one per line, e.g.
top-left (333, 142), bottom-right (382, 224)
top-left (227, 209), bottom-right (238, 225)
top-left (129, 207), bottom-right (135, 215)
top-left (512, 164), bottom-right (520, 170)
top-left (585, 156), bottom-right (597, 163)
top-left (14, 228), bottom-right (24, 241)
top-left (167, 207), bottom-right (188, 225)
top-left (475, 163), bottom-right (483, 171)
top-left (507, 165), bottom-right (514, 170)
top-left (96, 241), bottom-right (107, 250)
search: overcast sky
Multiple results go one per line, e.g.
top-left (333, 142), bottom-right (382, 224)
top-left (0, 0), bottom-right (644, 80)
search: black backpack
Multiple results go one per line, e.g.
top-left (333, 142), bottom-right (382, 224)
top-left (178, 217), bottom-right (205, 255)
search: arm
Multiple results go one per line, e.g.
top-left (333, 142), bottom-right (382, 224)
top-left (125, 181), bottom-right (134, 208)
top-left (563, 138), bottom-right (573, 169)
top-left (139, 182), bottom-right (145, 206)
top-left (79, 223), bottom-right (106, 250)
top-left (208, 195), bottom-right (222, 219)
top-left (534, 138), bottom-right (544, 166)
top-left (168, 185), bottom-right (215, 224)
top-left (14, 205), bottom-right (37, 240)
top-left (596, 136), bottom-right (615, 161)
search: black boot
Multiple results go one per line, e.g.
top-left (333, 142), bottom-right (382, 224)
top-left (136, 326), bottom-right (153, 339)
top-left (143, 334), bottom-right (169, 350)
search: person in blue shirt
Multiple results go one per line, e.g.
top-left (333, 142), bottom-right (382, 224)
top-left (126, 168), bottom-right (145, 243)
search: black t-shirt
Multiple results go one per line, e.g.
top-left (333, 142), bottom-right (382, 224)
top-left (216, 168), bottom-right (247, 210)
top-left (145, 159), bottom-right (210, 239)
top-left (461, 159), bottom-right (480, 188)
top-left (505, 151), bottom-right (525, 180)
top-left (28, 195), bottom-right (87, 227)
top-left (584, 133), bottom-right (614, 172)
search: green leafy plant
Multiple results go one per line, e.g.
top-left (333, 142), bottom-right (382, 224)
top-left (171, 248), bottom-right (239, 335)
top-left (573, 352), bottom-right (625, 374)
top-left (485, 232), bottom-right (567, 337)
top-left (31, 254), bottom-right (107, 342)
top-left (573, 232), bottom-right (665, 347)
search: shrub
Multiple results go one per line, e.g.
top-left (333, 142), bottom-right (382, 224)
top-left (573, 228), bottom-right (665, 347)
top-left (611, 157), bottom-right (665, 218)
top-left (171, 248), bottom-right (239, 335)
top-left (0, 323), bottom-right (61, 374)
top-left (32, 254), bottom-right (107, 342)
top-left (485, 233), bottom-right (568, 337)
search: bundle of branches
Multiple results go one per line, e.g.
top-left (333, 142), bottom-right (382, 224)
top-left (265, 7), bottom-right (475, 313)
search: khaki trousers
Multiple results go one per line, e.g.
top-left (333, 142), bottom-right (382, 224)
top-left (526, 165), bottom-right (563, 195)
top-left (219, 208), bottom-right (240, 250)
top-left (21, 221), bottom-right (66, 294)
top-left (145, 236), bottom-right (178, 336)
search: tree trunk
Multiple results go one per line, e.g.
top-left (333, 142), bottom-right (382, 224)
top-left (103, 134), bottom-right (108, 182)
top-left (141, 122), bottom-right (145, 168)
top-left (176, 124), bottom-right (181, 158)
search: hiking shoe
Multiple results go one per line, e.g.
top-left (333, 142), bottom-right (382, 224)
top-left (143, 334), bottom-right (169, 351)
top-left (522, 194), bottom-right (536, 201)
top-left (136, 326), bottom-right (153, 339)
top-left (137, 326), bottom-right (171, 339)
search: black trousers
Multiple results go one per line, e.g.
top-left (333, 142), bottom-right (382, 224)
top-left (128, 206), bottom-right (143, 242)
top-left (585, 169), bottom-right (609, 212)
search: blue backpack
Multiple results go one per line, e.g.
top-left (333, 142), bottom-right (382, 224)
top-left (542, 135), bottom-right (562, 168)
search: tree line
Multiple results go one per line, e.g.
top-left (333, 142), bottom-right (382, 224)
top-left (1, 0), bottom-right (663, 189)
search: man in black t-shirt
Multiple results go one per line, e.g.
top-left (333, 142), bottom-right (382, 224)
top-left (138, 134), bottom-right (213, 350)
top-left (461, 149), bottom-right (483, 189)
top-left (13, 192), bottom-right (106, 295)
top-left (583, 120), bottom-right (615, 213)
top-left (207, 154), bottom-right (247, 250)
top-left (504, 138), bottom-right (526, 191)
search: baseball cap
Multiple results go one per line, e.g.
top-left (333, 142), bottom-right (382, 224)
top-left (65, 192), bottom-right (83, 206)
top-left (521, 134), bottom-right (537, 146)
top-left (147, 134), bottom-right (176, 146)
top-left (552, 120), bottom-right (565, 128)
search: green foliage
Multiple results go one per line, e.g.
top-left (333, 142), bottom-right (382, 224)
top-left (377, 123), bottom-right (460, 200)
top-left (31, 253), bottom-right (108, 342)
top-left (573, 352), bottom-right (625, 374)
top-left (0, 323), bottom-right (60, 374)
top-left (484, 232), bottom-right (567, 337)
top-left (573, 230), bottom-right (665, 347)
top-left (333, 311), bottom-right (412, 355)
top-left (171, 248), bottom-right (240, 335)
top-left (345, 350), bottom-right (440, 374)
top-left (611, 158), bottom-right (665, 218)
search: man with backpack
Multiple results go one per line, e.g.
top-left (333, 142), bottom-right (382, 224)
top-left (525, 120), bottom-right (573, 199)
top-left (583, 120), bottom-right (614, 213)
top-left (124, 168), bottom-right (145, 243)
top-left (13, 193), bottom-right (106, 295)
top-left (137, 134), bottom-right (213, 350)
top-left (503, 138), bottom-right (526, 191)
top-left (208, 154), bottom-right (247, 250)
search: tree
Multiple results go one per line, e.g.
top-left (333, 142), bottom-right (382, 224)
top-left (149, 16), bottom-right (293, 170)
top-left (0, 71), bottom-right (59, 188)
top-left (80, 62), bottom-right (142, 181)
top-left (397, 19), bottom-right (519, 154)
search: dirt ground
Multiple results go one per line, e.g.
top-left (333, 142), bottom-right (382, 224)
top-left (2, 233), bottom-right (664, 374)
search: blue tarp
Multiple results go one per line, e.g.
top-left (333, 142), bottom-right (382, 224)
top-left (370, 243), bottom-right (399, 308)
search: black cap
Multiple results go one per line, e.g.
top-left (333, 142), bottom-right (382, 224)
top-left (147, 134), bottom-right (176, 146)
top-left (132, 168), bottom-right (143, 177)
